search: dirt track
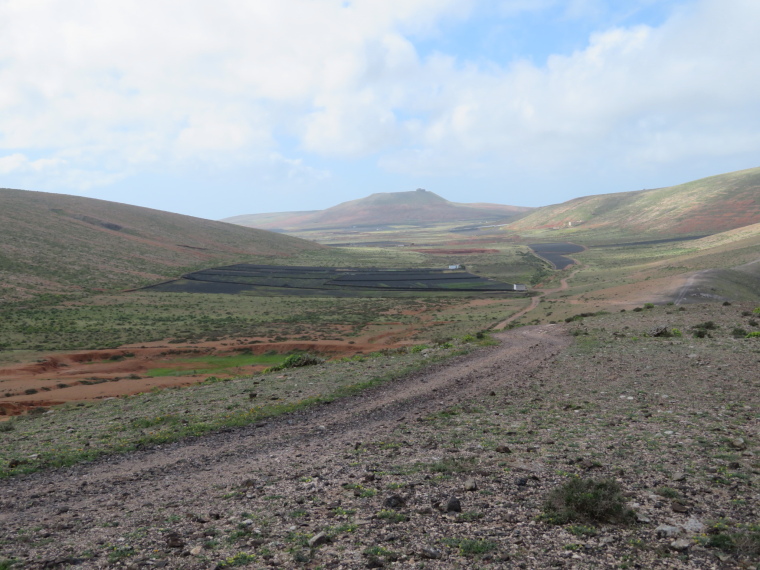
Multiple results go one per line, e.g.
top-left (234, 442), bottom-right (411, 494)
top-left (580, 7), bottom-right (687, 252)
top-left (0, 325), bottom-right (570, 568)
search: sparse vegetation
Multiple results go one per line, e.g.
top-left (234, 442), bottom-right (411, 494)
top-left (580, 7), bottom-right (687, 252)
top-left (542, 478), bottom-right (636, 525)
top-left (263, 353), bottom-right (324, 373)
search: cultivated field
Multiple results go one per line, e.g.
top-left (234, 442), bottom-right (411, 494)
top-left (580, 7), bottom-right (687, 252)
top-left (147, 264), bottom-right (522, 295)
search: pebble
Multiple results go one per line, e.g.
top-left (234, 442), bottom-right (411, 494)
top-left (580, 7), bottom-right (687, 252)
top-left (731, 437), bottom-right (747, 450)
top-left (445, 496), bottom-right (462, 513)
top-left (383, 494), bottom-right (405, 509)
top-left (421, 546), bottom-right (443, 559)
top-left (682, 517), bottom-right (705, 534)
top-left (670, 538), bottom-right (691, 551)
top-left (309, 531), bottom-right (330, 547)
top-left (655, 524), bottom-right (681, 538)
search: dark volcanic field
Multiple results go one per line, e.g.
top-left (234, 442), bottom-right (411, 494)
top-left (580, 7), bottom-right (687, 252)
top-left (144, 264), bottom-right (521, 295)
top-left (528, 244), bottom-right (586, 270)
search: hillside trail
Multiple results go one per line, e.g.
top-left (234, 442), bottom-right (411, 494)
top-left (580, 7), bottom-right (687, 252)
top-left (493, 263), bottom-right (582, 329)
top-left (0, 325), bottom-right (570, 535)
top-left (673, 269), bottom-right (711, 305)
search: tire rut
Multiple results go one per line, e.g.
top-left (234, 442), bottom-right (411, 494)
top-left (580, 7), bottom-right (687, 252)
top-left (0, 325), bottom-right (570, 529)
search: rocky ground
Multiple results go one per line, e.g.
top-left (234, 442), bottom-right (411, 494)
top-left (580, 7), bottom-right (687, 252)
top-left (0, 303), bottom-right (758, 569)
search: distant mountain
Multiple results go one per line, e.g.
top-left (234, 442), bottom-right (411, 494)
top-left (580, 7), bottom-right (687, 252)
top-left (507, 166), bottom-right (760, 236)
top-left (0, 188), bottom-right (323, 302)
top-left (223, 189), bottom-right (532, 230)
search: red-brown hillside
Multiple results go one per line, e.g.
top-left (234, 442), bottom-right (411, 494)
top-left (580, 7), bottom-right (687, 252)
top-left (223, 189), bottom-right (531, 230)
top-left (508, 166), bottom-right (760, 236)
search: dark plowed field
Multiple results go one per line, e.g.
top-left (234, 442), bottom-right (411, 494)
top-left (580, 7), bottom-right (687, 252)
top-left (144, 264), bottom-right (523, 296)
top-left (528, 243), bottom-right (585, 269)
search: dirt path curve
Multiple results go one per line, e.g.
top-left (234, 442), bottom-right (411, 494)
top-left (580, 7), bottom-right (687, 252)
top-left (673, 269), bottom-right (710, 305)
top-left (0, 325), bottom-right (570, 544)
top-left (493, 265), bottom-right (582, 329)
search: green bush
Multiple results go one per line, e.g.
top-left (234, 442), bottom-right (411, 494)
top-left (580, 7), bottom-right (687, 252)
top-left (442, 537), bottom-right (498, 558)
top-left (542, 478), bottom-right (636, 525)
top-left (264, 353), bottom-right (324, 372)
top-left (703, 523), bottom-right (760, 557)
top-left (747, 331), bottom-right (760, 338)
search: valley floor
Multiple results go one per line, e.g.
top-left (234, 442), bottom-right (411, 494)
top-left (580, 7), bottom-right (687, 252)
top-left (1, 303), bottom-right (758, 569)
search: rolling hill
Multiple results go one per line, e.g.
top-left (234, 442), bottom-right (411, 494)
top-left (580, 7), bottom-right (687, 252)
top-left (507, 166), bottom-right (760, 237)
top-left (0, 188), bottom-right (323, 302)
top-left (223, 188), bottom-right (532, 230)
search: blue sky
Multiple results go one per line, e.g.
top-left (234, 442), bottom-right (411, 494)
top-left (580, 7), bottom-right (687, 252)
top-left (1, 0), bottom-right (759, 219)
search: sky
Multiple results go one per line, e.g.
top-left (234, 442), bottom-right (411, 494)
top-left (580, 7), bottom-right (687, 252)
top-left (1, 0), bottom-right (760, 220)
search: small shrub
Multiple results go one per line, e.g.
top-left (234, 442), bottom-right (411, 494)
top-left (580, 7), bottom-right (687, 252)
top-left (542, 478), bottom-right (636, 525)
top-left (282, 353), bottom-right (323, 368)
top-left (747, 331), bottom-right (760, 338)
top-left (722, 301), bottom-right (732, 306)
top-left (632, 307), bottom-right (643, 312)
top-left (731, 327), bottom-right (748, 338)
top-left (656, 487), bottom-right (681, 499)
top-left (643, 303), bottom-right (655, 309)
top-left (376, 509), bottom-right (408, 523)
top-left (363, 546), bottom-right (399, 563)
top-left (24, 388), bottom-right (38, 395)
top-left (567, 524), bottom-right (598, 537)
top-left (265, 353), bottom-right (324, 372)
top-left (703, 523), bottom-right (760, 557)
top-left (753, 307), bottom-right (760, 314)
top-left (0, 421), bottom-right (15, 433)
top-left (218, 553), bottom-right (258, 567)
top-left (442, 538), bottom-right (498, 558)
top-left (749, 319), bottom-right (758, 327)
top-left (456, 511), bottom-right (484, 522)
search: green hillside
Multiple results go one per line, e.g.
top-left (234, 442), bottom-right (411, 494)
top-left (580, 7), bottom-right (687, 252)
top-left (508, 166), bottom-right (760, 238)
top-left (0, 188), bottom-right (323, 302)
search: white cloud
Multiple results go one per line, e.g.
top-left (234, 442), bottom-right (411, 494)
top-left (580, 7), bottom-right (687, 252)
top-left (382, 0), bottom-right (760, 178)
top-left (0, 0), bottom-right (759, 203)
top-left (0, 153), bottom-right (65, 174)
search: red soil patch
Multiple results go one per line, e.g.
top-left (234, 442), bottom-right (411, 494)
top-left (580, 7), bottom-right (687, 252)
top-left (0, 338), bottom-right (413, 418)
top-left (0, 299), bottom-right (504, 418)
